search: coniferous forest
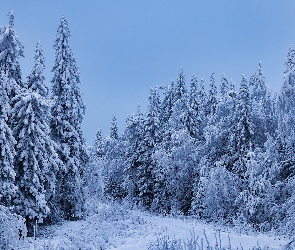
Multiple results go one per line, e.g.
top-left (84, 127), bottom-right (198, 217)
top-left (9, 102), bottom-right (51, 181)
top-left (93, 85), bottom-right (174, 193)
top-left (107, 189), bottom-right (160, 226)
top-left (1, 10), bottom-right (295, 249)
top-left (0, 12), bottom-right (87, 239)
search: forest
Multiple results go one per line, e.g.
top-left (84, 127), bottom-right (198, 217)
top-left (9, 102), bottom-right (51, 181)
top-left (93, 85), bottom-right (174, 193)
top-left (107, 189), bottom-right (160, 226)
top-left (0, 10), bottom-right (295, 249)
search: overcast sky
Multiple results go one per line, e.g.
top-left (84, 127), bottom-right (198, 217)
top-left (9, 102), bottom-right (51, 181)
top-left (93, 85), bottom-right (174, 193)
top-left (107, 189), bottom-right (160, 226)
top-left (1, 1), bottom-right (295, 145)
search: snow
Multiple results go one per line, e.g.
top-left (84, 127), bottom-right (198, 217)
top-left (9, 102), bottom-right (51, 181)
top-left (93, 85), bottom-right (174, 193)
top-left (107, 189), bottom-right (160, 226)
top-left (24, 202), bottom-right (288, 250)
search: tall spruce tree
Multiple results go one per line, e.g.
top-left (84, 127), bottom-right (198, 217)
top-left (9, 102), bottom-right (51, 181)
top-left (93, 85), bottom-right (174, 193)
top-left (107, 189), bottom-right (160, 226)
top-left (123, 106), bottom-right (145, 202)
top-left (136, 87), bottom-right (161, 208)
top-left (231, 75), bottom-right (254, 179)
top-left (50, 15), bottom-right (86, 221)
top-left (12, 42), bottom-right (60, 233)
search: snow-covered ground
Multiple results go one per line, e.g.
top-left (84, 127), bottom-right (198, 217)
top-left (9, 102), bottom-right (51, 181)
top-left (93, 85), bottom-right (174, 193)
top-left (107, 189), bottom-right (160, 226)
top-left (22, 201), bottom-right (289, 250)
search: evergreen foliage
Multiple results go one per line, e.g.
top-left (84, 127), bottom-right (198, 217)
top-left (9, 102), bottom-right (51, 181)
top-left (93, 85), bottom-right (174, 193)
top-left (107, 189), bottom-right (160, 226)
top-left (0, 71), bottom-right (17, 207)
top-left (12, 42), bottom-right (59, 234)
top-left (0, 11), bottom-right (24, 99)
top-left (123, 106), bottom-right (145, 203)
top-left (3, 10), bottom-right (295, 239)
top-left (50, 15), bottom-right (86, 221)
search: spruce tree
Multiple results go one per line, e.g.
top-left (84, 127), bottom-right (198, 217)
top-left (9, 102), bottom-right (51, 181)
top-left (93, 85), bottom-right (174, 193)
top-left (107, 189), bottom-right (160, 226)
top-left (220, 73), bottom-right (229, 98)
top-left (94, 128), bottom-right (104, 158)
top-left (110, 114), bottom-right (118, 140)
top-left (12, 42), bottom-right (60, 233)
top-left (50, 15), bottom-right (86, 221)
top-left (173, 67), bottom-right (186, 104)
top-left (188, 74), bottom-right (201, 139)
top-left (207, 73), bottom-right (218, 117)
top-left (160, 81), bottom-right (175, 125)
top-left (250, 62), bottom-right (276, 148)
top-left (123, 106), bottom-right (145, 202)
top-left (103, 116), bottom-right (126, 199)
top-left (0, 11), bottom-right (24, 100)
top-left (284, 44), bottom-right (295, 74)
top-left (197, 78), bottom-right (207, 141)
top-left (0, 71), bottom-right (17, 207)
top-left (231, 75), bottom-right (254, 179)
top-left (137, 87), bottom-right (161, 208)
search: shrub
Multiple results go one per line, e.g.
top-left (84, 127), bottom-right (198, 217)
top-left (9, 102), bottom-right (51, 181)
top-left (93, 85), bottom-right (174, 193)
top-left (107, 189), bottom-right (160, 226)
top-left (0, 205), bottom-right (27, 249)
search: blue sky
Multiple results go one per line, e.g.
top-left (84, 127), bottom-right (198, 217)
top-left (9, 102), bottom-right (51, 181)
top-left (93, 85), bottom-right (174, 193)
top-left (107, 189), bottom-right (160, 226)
top-left (0, 1), bottom-right (295, 145)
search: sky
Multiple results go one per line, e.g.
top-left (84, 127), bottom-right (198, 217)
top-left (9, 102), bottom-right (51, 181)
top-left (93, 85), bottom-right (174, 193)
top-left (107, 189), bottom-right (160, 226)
top-left (0, 1), bottom-right (295, 145)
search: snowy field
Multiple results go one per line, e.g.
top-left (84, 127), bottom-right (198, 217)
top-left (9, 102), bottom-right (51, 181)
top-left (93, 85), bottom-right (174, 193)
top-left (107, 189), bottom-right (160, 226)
top-left (19, 200), bottom-right (289, 250)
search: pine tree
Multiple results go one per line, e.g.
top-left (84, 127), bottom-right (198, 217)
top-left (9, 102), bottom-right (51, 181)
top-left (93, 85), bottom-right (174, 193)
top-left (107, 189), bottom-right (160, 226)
top-left (0, 11), bottom-right (25, 100)
top-left (0, 71), bottom-right (17, 207)
top-left (50, 15), bottom-right (86, 221)
top-left (12, 42), bottom-right (60, 234)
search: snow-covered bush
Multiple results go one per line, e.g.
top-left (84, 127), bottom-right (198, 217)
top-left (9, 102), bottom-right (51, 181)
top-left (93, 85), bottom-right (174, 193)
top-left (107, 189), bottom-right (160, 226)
top-left (0, 205), bottom-right (27, 249)
top-left (148, 229), bottom-right (269, 250)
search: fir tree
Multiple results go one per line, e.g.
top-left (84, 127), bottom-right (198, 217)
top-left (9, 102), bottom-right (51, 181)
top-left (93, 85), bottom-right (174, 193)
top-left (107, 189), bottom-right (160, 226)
top-left (50, 15), bottom-right (86, 221)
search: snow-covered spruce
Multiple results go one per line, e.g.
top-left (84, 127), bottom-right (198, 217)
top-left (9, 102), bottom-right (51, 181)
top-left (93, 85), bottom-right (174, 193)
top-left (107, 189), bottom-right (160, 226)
top-left (0, 71), bottom-right (17, 207)
top-left (0, 11), bottom-right (24, 101)
top-left (50, 15), bottom-right (87, 221)
top-left (12, 42), bottom-right (59, 235)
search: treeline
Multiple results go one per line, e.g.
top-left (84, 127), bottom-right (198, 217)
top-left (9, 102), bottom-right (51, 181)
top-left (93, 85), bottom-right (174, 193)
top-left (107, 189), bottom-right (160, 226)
top-left (0, 12), bottom-right (87, 235)
top-left (91, 47), bottom-right (295, 235)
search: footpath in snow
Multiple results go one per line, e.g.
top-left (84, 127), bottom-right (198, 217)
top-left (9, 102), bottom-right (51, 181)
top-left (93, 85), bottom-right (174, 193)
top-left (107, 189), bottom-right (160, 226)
top-left (25, 201), bottom-right (289, 249)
